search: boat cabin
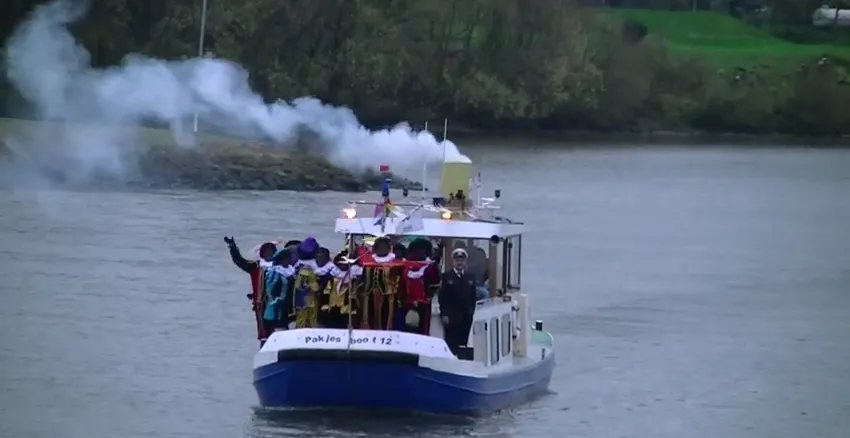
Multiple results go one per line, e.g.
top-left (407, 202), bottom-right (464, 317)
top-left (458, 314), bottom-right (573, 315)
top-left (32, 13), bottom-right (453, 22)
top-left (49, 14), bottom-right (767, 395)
top-left (333, 175), bottom-right (532, 368)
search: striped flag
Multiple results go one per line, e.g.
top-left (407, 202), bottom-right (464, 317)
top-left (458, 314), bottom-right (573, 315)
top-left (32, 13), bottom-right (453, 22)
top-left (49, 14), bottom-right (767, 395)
top-left (373, 198), bottom-right (392, 227)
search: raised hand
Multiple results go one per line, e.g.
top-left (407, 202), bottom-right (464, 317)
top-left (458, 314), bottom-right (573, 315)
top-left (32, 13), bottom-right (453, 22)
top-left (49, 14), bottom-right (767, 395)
top-left (224, 236), bottom-right (236, 247)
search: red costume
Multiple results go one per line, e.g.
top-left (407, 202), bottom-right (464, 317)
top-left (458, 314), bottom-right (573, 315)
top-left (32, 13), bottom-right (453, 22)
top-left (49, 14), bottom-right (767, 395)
top-left (399, 260), bottom-right (440, 334)
top-left (401, 261), bottom-right (430, 306)
top-left (228, 243), bottom-right (273, 342)
top-left (248, 265), bottom-right (269, 340)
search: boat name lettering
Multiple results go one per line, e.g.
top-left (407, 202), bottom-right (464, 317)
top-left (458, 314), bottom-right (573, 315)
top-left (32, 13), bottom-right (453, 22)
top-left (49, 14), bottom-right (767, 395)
top-left (304, 334), bottom-right (343, 344)
top-left (350, 336), bottom-right (393, 346)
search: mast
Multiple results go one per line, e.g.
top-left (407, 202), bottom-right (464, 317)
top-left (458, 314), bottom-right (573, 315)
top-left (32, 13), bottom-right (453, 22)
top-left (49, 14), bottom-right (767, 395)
top-left (475, 172), bottom-right (481, 207)
top-left (422, 121), bottom-right (428, 201)
top-left (441, 118), bottom-right (448, 162)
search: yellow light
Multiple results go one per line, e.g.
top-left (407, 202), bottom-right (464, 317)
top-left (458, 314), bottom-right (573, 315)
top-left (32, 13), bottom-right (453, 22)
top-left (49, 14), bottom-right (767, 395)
top-left (440, 211), bottom-right (452, 220)
top-left (343, 208), bottom-right (357, 219)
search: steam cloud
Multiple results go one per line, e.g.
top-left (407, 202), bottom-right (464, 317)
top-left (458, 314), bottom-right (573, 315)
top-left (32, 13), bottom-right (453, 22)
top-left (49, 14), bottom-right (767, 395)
top-left (2, 0), bottom-right (467, 186)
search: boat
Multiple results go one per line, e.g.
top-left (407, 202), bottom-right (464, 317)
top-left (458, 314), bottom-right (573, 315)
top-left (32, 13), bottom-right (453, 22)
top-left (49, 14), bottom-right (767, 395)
top-left (250, 152), bottom-right (555, 415)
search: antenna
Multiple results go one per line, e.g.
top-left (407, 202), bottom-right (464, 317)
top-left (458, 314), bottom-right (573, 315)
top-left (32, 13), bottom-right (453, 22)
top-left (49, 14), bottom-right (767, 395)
top-left (441, 118), bottom-right (448, 162)
top-left (422, 121), bottom-right (428, 200)
top-left (475, 172), bottom-right (482, 207)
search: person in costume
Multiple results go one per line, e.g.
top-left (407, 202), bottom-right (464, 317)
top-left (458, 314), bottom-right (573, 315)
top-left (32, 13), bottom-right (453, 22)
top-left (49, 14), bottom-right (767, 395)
top-left (290, 238), bottom-right (332, 328)
top-left (261, 247), bottom-right (296, 343)
top-left (313, 247), bottom-right (334, 322)
top-left (284, 240), bottom-right (301, 264)
top-left (389, 242), bottom-right (410, 330)
top-left (320, 250), bottom-right (362, 328)
top-left (393, 243), bottom-right (408, 260)
top-left (224, 237), bottom-right (277, 344)
top-left (357, 236), bottom-right (402, 330)
top-left (400, 238), bottom-right (441, 334)
top-left (225, 237), bottom-right (276, 274)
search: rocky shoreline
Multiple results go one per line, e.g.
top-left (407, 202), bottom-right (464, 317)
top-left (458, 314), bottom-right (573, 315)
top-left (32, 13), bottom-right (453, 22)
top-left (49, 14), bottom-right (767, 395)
top-left (0, 137), bottom-right (420, 192)
top-left (134, 142), bottom-right (421, 192)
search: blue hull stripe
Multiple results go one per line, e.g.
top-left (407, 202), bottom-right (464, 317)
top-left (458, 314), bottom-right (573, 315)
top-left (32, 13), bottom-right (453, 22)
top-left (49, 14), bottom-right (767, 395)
top-left (253, 354), bottom-right (555, 414)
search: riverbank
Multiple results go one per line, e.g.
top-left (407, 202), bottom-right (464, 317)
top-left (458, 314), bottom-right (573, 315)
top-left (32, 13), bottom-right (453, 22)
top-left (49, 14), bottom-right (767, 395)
top-left (422, 121), bottom-right (850, 146)
top-left (0, 118), bottom-right (419, 192)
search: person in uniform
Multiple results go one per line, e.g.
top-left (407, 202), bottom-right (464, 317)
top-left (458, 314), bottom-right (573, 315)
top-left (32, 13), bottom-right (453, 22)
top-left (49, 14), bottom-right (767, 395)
top-left (438, 248), bottom-right (478, 355)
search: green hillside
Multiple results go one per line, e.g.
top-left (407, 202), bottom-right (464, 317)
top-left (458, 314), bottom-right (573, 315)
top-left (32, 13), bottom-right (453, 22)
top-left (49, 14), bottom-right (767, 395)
top-left (608, 9), bottom-right (850, 62)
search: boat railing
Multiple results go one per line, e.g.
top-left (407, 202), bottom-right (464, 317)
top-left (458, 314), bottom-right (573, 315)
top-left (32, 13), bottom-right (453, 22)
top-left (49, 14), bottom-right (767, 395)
top-left (475, 298), bottom-right (492, 308)
top-left (346, 198), bottom-right (502, 210)
top-left (531, 330), bottom-right (554, 347)
top-left (342, 198), bottom-right (507, 223)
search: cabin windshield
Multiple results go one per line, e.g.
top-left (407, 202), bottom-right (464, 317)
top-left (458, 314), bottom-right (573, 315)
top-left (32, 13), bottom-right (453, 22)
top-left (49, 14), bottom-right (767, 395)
top-left (501, 235), bottom-right (522, 293)
top-left (345, 233), bottom-right (522, 300)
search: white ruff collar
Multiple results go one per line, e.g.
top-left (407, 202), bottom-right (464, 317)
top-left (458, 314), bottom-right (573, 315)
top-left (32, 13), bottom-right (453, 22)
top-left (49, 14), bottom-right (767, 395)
top-left (259, 259), bottom-right (273, 268)
top-left (406, 258), bottom-right (432, 279)
top-left (371, 253), bottom-right (395, 263)
top-left (295, 259), bottom-right (335, 276)
top-left (271, 265), bottom-right (295, 277)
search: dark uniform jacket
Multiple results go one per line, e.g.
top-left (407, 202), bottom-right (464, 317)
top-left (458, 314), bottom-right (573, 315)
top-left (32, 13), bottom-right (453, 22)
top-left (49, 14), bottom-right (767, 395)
top-left (438, 270), bottom-right (477, 321)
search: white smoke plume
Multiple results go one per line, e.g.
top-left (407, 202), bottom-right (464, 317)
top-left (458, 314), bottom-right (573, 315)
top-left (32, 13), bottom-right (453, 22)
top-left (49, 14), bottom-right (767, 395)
top-left (2, 0), bottom-right (468, 185)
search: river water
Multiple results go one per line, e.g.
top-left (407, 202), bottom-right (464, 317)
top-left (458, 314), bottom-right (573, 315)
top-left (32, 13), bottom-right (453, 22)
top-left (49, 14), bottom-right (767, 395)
top-left (1, 143), bottom-right (849, 438)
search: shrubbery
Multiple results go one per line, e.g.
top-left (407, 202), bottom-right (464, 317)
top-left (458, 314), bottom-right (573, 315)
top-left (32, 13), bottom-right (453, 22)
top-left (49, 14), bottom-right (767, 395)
top-left (2, 1), bottom-right (850, 136)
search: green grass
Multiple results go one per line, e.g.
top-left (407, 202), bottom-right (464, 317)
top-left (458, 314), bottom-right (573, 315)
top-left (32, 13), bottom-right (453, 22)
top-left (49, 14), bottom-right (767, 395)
top-left (608, 9), bottom-right (850, 63)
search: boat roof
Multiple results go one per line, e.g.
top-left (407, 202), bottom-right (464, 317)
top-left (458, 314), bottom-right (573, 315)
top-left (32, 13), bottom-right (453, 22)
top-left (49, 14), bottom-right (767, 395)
top-left (334, 217), bottom-right (525, 239)
top-left (334, 199), bottom-right (525, 240)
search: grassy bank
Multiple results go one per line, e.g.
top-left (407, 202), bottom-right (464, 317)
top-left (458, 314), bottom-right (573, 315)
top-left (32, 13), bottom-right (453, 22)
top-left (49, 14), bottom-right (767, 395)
top-left (0, 118), bottom-right (416, 192)
top-left (608, 9), bottom-right (850, 65)
top-left (579, 9), bottom-right (850, 135)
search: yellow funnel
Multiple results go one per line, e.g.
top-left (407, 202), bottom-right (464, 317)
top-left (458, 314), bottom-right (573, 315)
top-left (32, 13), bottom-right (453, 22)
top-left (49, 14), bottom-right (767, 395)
top-left (439, 157), bottom-right (472, 199)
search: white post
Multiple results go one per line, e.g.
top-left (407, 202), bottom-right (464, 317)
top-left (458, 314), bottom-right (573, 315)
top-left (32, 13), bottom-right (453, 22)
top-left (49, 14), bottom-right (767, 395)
top-left (193, 0), bottom-right (208, 133)
top-left (422, 121), bottom-right (428, 200)
top-left (441, 118), bottom-right (448, 162)
top-left (475, 172), bottom-right (481, 207)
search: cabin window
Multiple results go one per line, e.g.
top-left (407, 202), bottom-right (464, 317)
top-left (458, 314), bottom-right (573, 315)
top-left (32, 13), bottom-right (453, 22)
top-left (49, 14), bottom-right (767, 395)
top-left (501, 314), bottom-right (511, 357)
top-left (489, 317), bottom-right (499, 365)
top-left (472, 320), bottom-right (487, 363)
top-left (501, 236), bottom-right (522, 291)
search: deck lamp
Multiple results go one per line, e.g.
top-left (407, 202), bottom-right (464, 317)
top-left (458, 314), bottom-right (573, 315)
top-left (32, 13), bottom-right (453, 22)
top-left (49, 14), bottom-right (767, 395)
top-left (343, 208), bottom-right (357, 219)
